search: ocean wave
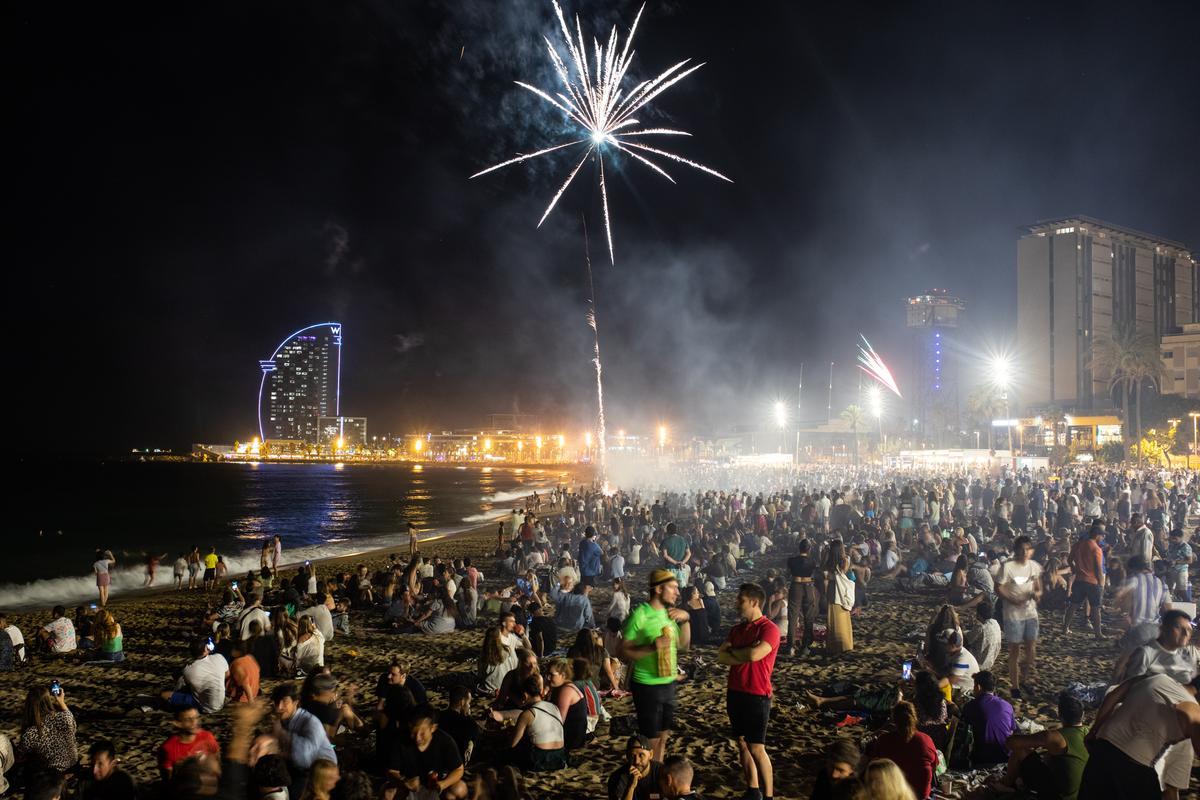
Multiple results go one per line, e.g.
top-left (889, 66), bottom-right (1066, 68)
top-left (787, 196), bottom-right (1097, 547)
top-left (0, 529), bottom-right (427, 611)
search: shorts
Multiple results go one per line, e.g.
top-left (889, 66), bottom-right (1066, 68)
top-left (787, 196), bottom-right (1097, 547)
top-left (167, 690), bottom-right (201, 711)
top-left (631, 680), bottom-right (677, 738)
top-left (1069, 581), bottom-right (1101, 606)
top-left (727, 690), bottom-right (771, 744)
top-left (96, 573), bottom-right (111, 587)
top-left (188, 563), bottom-right (199, 576)
top-left (204, 568), bottom-right (216, 581)
top-left (1002, 615), bottom-right (1039, 642)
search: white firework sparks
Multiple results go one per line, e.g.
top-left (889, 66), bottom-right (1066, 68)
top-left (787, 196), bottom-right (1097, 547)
top-left (470, 1), bottom-right (731, 263)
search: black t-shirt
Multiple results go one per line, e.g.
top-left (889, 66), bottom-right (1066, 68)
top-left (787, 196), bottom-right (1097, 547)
top-left (437, 709), bottom-right (480, 764)
top-left (392, 728), bottom-right (463, 780)
top-left (81, 769), bottom-right (138, 800)
top-left (529, 616), bottom-right (558, 657)
top-left (787, 554), bottom-right (817, 579)
top-left (302, 699), bottom-right (340, 726)
top-left (606, 762), bottom-right (663, 800)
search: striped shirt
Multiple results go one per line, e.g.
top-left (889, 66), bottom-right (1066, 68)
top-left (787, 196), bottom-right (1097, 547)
top-left (1123, 571), bottom-right (1168, 625)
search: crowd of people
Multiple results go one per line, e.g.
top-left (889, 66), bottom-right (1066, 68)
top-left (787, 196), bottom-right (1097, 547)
top-left (1, 462), bottom-right (1199, 800)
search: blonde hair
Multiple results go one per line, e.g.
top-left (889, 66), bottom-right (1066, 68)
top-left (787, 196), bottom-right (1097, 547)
top-left (93, 609), bottom-right (120, 645)
top-left (862, 758), bottom-right (917, 800)
top-left (299, 758), bottom-right (339, 800)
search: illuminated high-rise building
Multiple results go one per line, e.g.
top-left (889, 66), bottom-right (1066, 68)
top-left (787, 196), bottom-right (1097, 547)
top-left (1017, 216), bottom-right (1197, 410)
top-left (257, 322), bottom-right (342, 442)
top-left (905, 289), bottom-right (966, 439)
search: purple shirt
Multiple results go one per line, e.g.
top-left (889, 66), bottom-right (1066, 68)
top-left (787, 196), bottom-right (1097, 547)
top-left (962, 691), bottom-right (1014, 764)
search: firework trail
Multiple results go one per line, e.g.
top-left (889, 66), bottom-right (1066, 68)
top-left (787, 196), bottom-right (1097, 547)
top-left (857, 335), bottom-right (903, 399)
top-left (470, 1), bottom-right (731, 264)
top-left (582, 215), bottom-right (607, 484)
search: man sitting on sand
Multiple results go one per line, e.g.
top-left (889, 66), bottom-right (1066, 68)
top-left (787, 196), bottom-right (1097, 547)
top-left (79, 740), bottom-right (138, 800)
top-left (38, 606), bottom-right (76, 655)
top-left (161, 637), bottom-right (229, 713)
top-left (1120, 608), bottom-right (1199, 683)
top-left (808, 738), bottom-right (862, 800)
top-left (608, 734), bottom-right (663, 800)
top-left (385, 702), bottom-right (467, 800)
top-left (1002, 693), bottom-right (1088, 798)
top-left (659, 755), bottom-right (702, 800)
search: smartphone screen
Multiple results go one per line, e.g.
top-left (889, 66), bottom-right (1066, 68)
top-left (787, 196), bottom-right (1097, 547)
top-left (51, 681), bottom-right (62, 696)
top-left (206, 638), bottom-right (215, 652)
top-left (902, 660), bottom-right (913, 680)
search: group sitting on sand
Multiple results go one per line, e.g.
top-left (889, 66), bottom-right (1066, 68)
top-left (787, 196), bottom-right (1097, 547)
top-left (2, 464), bottom-right (1200, 800)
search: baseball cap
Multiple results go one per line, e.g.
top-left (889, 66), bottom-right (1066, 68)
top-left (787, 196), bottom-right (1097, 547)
top-left (627, 734), bottom-right (652, 751)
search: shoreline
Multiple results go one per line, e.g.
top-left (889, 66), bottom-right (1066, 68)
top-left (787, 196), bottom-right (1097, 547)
top-left (3, 463), bottom-right (588, 611)
top-left (1, 516), bottom-right (508, 614)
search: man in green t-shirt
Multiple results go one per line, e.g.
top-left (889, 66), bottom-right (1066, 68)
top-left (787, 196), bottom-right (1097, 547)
top-left (661, 524), bottom-right (691, 587)
top-left (622, 568), bottom-right (692, 763)
top-left (1003, 693), bottom-right (1089, 800)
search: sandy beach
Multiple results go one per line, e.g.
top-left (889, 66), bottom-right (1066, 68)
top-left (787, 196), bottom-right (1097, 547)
top-left (1, 521), bottom-right (1117, 798)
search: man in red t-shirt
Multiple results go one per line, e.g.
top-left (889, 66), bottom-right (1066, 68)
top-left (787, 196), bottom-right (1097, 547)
top-left (519, 513), bottom-right (536, 553)
top-left (1063, 524), bottom-right (1106, 640)
top-left (157, 707), bottom-right (220, 780)
top-left (717, 582), bottom-right (780, 800)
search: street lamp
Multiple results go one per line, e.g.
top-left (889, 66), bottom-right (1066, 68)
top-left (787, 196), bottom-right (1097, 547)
top-left (988, 353), bottom-right (1014, 452)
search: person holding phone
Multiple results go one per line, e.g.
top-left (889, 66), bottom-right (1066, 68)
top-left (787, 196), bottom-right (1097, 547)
top-left (996, 536), bottom-right (1043, 700)
top-left (18, 685), bottom-right (78, 772)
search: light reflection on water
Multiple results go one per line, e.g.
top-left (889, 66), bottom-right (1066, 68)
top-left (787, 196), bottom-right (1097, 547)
top-left (9, 461), bottom-right (560, 583)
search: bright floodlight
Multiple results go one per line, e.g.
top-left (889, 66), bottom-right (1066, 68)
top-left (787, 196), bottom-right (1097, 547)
top-left (989, 354), bottom-right (1013, 389)
top-left (658, 425), bottom-right (668, 448)
top-left (867, 385), bottom-right (883, 418)
top-left (773, 401), bottom-right (788, 429)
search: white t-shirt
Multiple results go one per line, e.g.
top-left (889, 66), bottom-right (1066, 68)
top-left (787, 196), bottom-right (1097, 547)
top-left (5, 624), bottom-right (26, 661)
top-left (1124, 641), bottom-right (1200, 684)
top-left (882, 549), bottom-right (900, 571)
top-left (173, 557), bottom-right (188, 575)
top-left (998, 559), bottom-right (1043, 622)
top-left (238, 606), bottom-right (271, 640)
top-left (93, 558), bottom-right (114, 576)
top-left (182, 653), bottom-right (229, 713)
top-left (947, 647), bottom-right (981, 691)
top-left (1100, 674), bottom-right (1194, 789)
top-left (608, 591), bottom-right (630, 622)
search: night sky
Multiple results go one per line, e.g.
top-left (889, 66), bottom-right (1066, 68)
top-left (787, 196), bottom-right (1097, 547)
top-left (11, 1), bottom-right (1200, 454)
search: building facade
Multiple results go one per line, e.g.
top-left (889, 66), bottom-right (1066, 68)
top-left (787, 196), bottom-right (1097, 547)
top-left (905, 289), bottom-right (966, 440)
top-left (1162, 323), bottom-right (1200, 399)
top-left (318, 416), bottom-right (368, 449)
top-left (258, 322), bottom-right (343, 442)
top-left (1016, 216), bottom-right (1197, 411)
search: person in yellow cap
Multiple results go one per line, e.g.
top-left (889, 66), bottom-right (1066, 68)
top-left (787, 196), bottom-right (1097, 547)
top-left (620, 568), bottom-right (692, 763)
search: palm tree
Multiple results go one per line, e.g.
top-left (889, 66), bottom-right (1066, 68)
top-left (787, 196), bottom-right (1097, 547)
top-left (1041, 404), bottom-right (1066, 449)
top-left (966, 386), bottom-right (1006, 450)
top-left (841, 404), bottom-right (864, 463)
top-left (1091, 323), bottom-right (1170, 462)
top-left (1128, 342), bottom-right (1171, 462)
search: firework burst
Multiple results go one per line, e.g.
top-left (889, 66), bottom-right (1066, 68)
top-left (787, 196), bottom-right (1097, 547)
top-left (857, 335), bottom-right (903, 399)
top-left (469, 1), bottom-right (731, 263)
